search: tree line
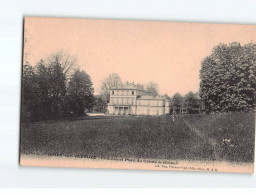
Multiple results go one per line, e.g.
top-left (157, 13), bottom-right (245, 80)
top-left (22, 51), bottom-right (94, 122)
top-left (22, 42), bottom-right (256, 121)
top-left (96, 42), bottom-right (256, 114)
top-left (169, 42), bottom-right (256, 114)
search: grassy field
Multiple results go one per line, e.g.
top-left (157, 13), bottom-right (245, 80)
top-left (20, 112), bottom-right (255, 163)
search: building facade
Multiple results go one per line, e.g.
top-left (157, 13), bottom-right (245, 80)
top-left (107, 82), bottom-right (171, 115)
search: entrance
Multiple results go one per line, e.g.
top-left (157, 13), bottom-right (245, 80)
top-left (124, 107), bottom-right (129, 115)
top-left (114, 106), bottom-right (130, 115)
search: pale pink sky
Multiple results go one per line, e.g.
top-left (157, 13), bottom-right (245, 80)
top-left (24, 17), bottom-right (256, 96)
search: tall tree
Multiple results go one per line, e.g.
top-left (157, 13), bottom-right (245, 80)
top-left (48, 59), bottom-right (67, 118)
top-left (46, 51), bottom-right (77, 79)
top-left (200, 42), bottom-right (256, 113)
top-left (67, 70), bottom-right (94, 116)
top-left (21, 63), bottom-right (40, 121)
top-left (21, 51), bottom-right (95, 121)
top-left (100, 73), bottom-right (122, 102)
top-left (35, 59), bottom-right (67, 119)
top-left (172, 93), bottom-right (183, 108)
top-left (145, 81), bottom-right (159, 96)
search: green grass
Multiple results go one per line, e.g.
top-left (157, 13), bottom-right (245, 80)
top-left (20, 112), bottom-right (255, 163)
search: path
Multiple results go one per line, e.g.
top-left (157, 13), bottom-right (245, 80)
top-left (183, 119), bottom-right (220, 160)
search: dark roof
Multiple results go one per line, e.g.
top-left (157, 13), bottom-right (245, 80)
top-left (110, 83), bottom-right (144, 90)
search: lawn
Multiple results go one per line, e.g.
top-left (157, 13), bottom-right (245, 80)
top-left (20, 112), bottom-right (255, 163)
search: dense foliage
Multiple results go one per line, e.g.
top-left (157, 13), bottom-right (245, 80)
top-left (67, 70), bottom-right (94, 116)
top-left (200, 42), bottom-right (256, 113)
top-left (183, 92), bottom-right (201, 114)
top-left (171, 93), bottom-right (183, 109)
top-left (22, 53), bottom-right (94, 122)
top-left (171, 92), bottom-right (201, 114)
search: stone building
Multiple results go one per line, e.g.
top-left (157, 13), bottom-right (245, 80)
top-left (107, 82), bottom-right (171, 115)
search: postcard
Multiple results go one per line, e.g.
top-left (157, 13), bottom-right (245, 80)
top-left (20, 17), bottom-right (255, 173)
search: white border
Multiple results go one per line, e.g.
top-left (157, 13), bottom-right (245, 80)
top-left (0, 0), bottom-right (256, 188)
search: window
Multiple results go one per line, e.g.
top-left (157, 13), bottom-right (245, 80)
top-left (132, 91), bottom-right (134, 95)
top-left (112, 91), bottom-right (114, 95)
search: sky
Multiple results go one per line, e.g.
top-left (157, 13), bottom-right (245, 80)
top-left (24, 17), bottom-right (256, 96)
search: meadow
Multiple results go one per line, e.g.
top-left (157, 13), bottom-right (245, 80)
top-left (20, 112), bottom-right (255, 163)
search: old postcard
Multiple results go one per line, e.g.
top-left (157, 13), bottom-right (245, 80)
top-left (20, 17), bottom-right (255, 173)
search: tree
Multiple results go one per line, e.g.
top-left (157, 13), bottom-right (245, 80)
top-left (22, 63), bottom-right (37, 105)
top-left (34, 59), bottom-right (67, 119)
top-left (171, 93), bottom-right (183, 114)
top-left (200, 42), bottom-right (256, 113)
top-left (46, 51), bottom-right (77, 79)
top-left (48, 59), bottom-right (67, 118)
top-left (21, 63), bottom-right (40, 121)
top-left (21, 51), bottom-right (95, 121)
top-left (93, 95), bottom-right (107, 113)
top-left (100, 73), bottom-right (122, 102)
top-left (163, 93), bottom-right (171, 100)
top-left (184, 91), bottom-right (200, 114)
top-left (32, 51), bottom-right (78, 119)
top-left (67, 70), bottom-right (94, 116)
top-left (145, 81), bottom-right (159, 96)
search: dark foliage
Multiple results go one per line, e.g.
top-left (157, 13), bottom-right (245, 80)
top-left (93, 95), bottom-right (107, 113)
top-left (21, 54), bottom-right (94, 122)
top-left (183, 91), bottom-right (201, 114)
top-left (66, 70), bottom-right (94, 116)
top-left (200, 42), bottom-right (256, 113)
